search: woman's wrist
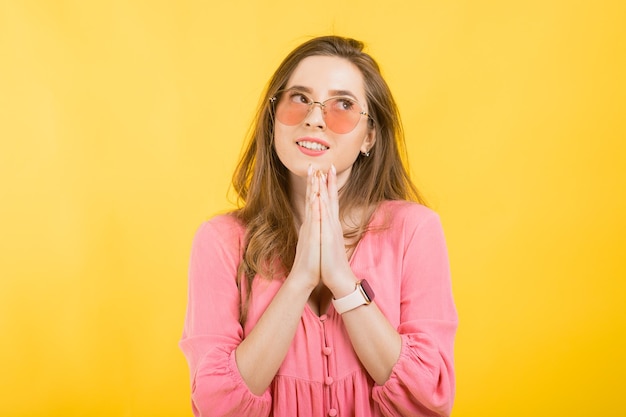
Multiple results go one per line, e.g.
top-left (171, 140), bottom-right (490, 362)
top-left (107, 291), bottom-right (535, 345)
top-left (327, 271), bottom-right (358, 299)
top-left (284, 271), bottom-right (318, 295)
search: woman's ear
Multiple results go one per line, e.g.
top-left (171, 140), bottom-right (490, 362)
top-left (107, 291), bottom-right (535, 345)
top-left (360, 129), bottom-right (376, 155)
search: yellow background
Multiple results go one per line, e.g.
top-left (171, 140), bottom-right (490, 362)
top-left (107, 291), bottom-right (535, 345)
top-left (1, 1), bottom-right (624, 416)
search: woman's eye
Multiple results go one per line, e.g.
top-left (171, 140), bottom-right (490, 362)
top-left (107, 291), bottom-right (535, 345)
top-left (289, 92), bottom-right (310, 104)
top-left (333, 98), bottom-right (355, 111)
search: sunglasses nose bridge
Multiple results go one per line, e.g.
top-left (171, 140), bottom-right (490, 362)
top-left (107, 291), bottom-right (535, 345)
top-left (309, 100), bottom-right (326, 114)
top-left (302, 100), bottom-right (327, 124)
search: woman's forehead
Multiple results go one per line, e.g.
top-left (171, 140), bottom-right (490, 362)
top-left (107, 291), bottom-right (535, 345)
top-left (286, 55), bottom-right (366, 100)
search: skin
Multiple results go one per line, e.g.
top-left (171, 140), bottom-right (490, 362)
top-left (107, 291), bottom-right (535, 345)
top-left (235, 56), bottom-right (402, 395)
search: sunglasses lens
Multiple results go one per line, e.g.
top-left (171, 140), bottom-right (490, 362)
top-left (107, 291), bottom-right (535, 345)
top-left (324, 98), bottom-right (360, 134)
top-left (275, 93), bottom-right (310, 125)
top-left (273, 91), bottom-right (364, 134)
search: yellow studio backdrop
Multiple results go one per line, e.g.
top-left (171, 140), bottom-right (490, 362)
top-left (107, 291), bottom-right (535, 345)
top-left (1, 1), bottom-right (624, 416)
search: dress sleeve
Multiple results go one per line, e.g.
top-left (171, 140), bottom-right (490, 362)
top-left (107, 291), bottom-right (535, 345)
top-left (372, 209), bottom-right (458, 417)
top-left (179, 217), bottom-right (272, 417)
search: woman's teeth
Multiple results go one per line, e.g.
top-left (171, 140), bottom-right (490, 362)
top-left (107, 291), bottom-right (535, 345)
top-left (297, 141), bottom-right (329, 151)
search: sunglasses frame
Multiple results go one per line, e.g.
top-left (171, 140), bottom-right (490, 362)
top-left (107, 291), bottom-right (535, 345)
top-left (269, 88), bottom-right (372, 134)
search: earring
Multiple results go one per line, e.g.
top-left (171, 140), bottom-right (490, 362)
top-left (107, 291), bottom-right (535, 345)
top-left (361, 150), bottom-right (370, 157)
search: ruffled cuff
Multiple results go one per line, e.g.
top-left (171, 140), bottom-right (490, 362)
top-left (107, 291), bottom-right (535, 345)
top-left (190, 345), bottom-right (272, 417)
top-left (372, 334), bottom-right (454, 417)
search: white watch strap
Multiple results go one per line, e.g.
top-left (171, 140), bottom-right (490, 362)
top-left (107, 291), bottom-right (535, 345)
top-left (332, 284), bottom-right (368, 314)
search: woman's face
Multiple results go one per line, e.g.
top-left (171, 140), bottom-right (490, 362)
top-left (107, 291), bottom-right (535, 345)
top-left (273, 55), bottom-right (375, 188)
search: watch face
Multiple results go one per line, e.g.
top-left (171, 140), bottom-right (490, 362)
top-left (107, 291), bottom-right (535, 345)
top-left (360, 280), bottom-right (375, 303)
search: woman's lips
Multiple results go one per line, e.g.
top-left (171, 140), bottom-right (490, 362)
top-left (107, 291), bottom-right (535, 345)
top-left (296, 138), bottom-right (330, 156)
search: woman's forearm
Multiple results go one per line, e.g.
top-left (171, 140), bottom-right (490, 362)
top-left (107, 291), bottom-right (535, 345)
top-left (327, 272), bottom-right (402, 386)
top-left (235, 275), bottom-right (312, 395)
top-left (341, 301), bottom-right (402, 385)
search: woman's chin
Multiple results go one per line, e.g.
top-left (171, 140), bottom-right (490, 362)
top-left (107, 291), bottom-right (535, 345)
top-left (289, 163), bottom-right (329, 178)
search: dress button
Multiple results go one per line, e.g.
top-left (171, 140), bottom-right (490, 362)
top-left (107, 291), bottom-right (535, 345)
top-left (325, 376), bottom-right (334, 385)
top-left (323, 346), bottom-right (333, 356)
top-left (328, 408), bottom-right (338, 416)
top-left (319, 314), bottom-right (328, 322)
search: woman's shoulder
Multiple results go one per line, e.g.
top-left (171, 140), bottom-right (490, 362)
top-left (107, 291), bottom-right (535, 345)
top-left (378, 200), bottom-right (439, 220)
top-left (370, 200), bottom-right (442, 234)
top-left (194, 212), bottom-right (246, 241)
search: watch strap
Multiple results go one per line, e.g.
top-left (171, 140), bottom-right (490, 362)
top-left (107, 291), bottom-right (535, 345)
top-left (332, 281), bottom-right (372, 314)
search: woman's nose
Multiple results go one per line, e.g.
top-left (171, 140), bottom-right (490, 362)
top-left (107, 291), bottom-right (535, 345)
top-left (303, 102), bottom-right (326, 130)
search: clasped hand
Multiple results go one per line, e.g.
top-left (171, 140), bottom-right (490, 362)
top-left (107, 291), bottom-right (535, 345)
top-left (291, 164), bottom-right (356, 298)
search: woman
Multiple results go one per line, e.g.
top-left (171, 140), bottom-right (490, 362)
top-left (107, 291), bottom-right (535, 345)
top-left (180, 36), bottom-right (457, 417)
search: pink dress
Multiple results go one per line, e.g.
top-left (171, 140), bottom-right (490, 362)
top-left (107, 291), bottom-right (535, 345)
top-left (180, 200), bottom-right (458, 417)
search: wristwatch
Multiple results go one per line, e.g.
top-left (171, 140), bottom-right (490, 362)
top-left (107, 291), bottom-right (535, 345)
top-left (332, 280), bottom-right (375, 314)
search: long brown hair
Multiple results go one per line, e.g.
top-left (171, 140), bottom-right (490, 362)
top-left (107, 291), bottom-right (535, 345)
top-left (232, 36), bottom-right (425, 323)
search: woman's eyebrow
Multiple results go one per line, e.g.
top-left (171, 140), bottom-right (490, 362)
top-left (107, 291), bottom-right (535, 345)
top-left (329, 89), bottom-right (357, 99)
top-left (285, 85), bottom-right (313, 93)
top-left (286, 86), bottom-right (359, 100)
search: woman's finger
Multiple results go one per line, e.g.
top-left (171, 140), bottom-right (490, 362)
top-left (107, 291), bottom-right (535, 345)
top-left (319, 171), bottom-right (330, 224)
top-left (327, 164), bottom-right (339, 220)
top-left (304, 164), bottom-right (313, 220)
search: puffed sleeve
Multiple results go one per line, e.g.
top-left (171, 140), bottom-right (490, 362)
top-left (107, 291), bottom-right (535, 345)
top-left (179, 216), bottom-right (272, 417)
top-left (372, 208), bottom-right (458, 417)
